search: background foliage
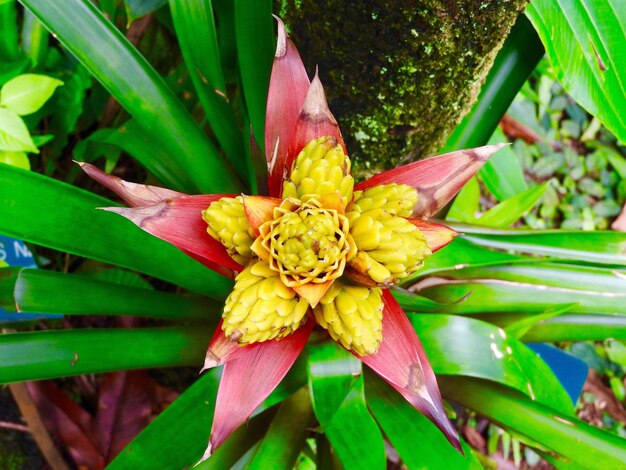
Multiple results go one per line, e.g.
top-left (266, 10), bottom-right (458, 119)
top-left (1, 0), bottom-right (626, 468)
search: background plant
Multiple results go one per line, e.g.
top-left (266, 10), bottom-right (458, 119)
top-left (0, 0), bottom-right (625, 468)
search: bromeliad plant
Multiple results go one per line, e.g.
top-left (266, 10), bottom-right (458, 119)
top-left (3, 1), bottom-right (626, 469)
top-left (80, 20), bottom-right (504, 459)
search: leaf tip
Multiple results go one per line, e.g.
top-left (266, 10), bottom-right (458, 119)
top-left (468, 143), bottom-right (508, 162)
top-left (273, 15), bottom-right (287, 58)
top-left (301, 72), bottom-right (338, 127)
top-left (195, 442), bottom-right (213, 466)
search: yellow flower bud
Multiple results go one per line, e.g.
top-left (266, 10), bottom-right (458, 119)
top-left (282, 136), bottom-right (354, 207)
top-left (347, 208), bottom-right (431, 282)
top-left (352, 183), bottom-right (418, 217)
top-left (313, 279), bottom-right (383, 355)
top-left (223, 261), bottom-right (310, 344)
top-left (202, 196), bottom-right (255, 265)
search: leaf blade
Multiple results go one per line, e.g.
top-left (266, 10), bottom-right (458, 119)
top-left (20, 0), bottom-right (243, 193)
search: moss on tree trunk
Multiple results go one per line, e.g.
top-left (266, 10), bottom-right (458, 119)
top-left (278, 0), bottom-right (527, 177)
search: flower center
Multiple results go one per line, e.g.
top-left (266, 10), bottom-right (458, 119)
top-left (259, 199), bottom-right (352, 287)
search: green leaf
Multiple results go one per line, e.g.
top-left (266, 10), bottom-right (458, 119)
top-left (418, 279), bottom-right (626, 316)
top-left (306, 342), bottom-right (385, 470)
top-left (479, 127), bottom-right (528, 201)
top-left (447, 176), bottom-right (479, 223)
top-left (168, 0), bottom-right (247, 182)
top-left (20, 0), bottom-right (243, 193)
top-left (6, 268), bottom-right (219, 321)
top-left (441, 15), bottom-right (544, 152)
top-left (477, 182), bottom-right (550, 227)
top-left (21, 10), bottom-right (49, 67)
top-left (0, 107), bottom-right (38, 152)
top-left (505, 304), bottom-right (575, 338)
top-left (0, 0), bottom-right (19, 61)
top-left (110, 370), bottom-right (220, 469)
top-left (0, 57), bottom-right (30, 86)
top-left (441, 377), bottom-right (626, 469)
top-left (235, 0), bottom-right (273, 152)
top-left (523, 314), bottom-right (626, 342)
top-left (365, 372), bottom-right (482, 470)
top-left (0, 149), bottom-right (29, 169)
top-left (409, 236), bottom-right (526, 279)
top-left (307, 341), bottom-right (360, 426)
top-left (411, 314), bottom-right (573, 413)
top-left (75, 120), bottom-right (201, 189)
top-left (0, 164), bottom-right (233, 298)
top-left (602, 145), bottom-right (626, 178)
top-left (246, 388), bottom-right (314, 470)
top-left (48, 65), bottom-right (91, 152)
top-left (0, 327), bottom-right (207, 383)
top-left (195, 410), bottom-right (276, 470)
top-left (526, 0), bottom-right (626, 145)
top-left (449, 224), bottom-right (626, 266)
top-left (437, 262), bottom-right (626, 293)
top-left (605, 339), bottom-right (626, 368)
top-left (0, 73), bottom-right (63, 115)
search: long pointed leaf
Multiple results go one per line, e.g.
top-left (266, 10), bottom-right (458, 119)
top-left (409, 314), bottom-right (572, 413)
top-left (287, 74), bottom-right (344, 171)
top-left (441, 377), bottom-right (626, 469)
top-left (246, 387), bottom-right (313, 470)
top-left (526, 0), bottom-right (626, 146)
top-left (418, 279), bottom-right (626, 316)
top-left (168, 0), bottom-right (247, 181)
top-left (0, 327), bottom-right (209, 383)
top-left (523, 314), bottom-right (626, 342)
top-left (365, 372), bottom-right (481, 470)
top-left (359, 291), bottom-right (460, 451)
top-left (440, 15), bottom-right (543, 153)
top-left (307, 342), bottom-right (385, 469)
top-left (235, 0), bottom-right (273, 158)
top-left (450, 223), bottom-right (626, 266)
top-left (477, 181), bottom-right (550, 227)
top-left (0, 0), bottom-right (19, 61)
top-left (0, 164), bottom-right (233, 298)
top-left (78, 161), bottom-right (183, 206)
top-left (263, 16), bottom-right (309, 196)
top-left (105, 195), bottom-right (242, 276)
top-left (356, 144), bottom-right (506, 218)
top-left (20, 0), bottom-right (243, 193)
top-left (205, 320), bottom-right (313, 458)
top-left (10, 268), bottom-right (217, 321)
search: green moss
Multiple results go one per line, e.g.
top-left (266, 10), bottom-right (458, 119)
top-left (280, 0), bottom-right (526, 178)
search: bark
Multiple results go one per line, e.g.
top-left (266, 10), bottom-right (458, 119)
top-left (278, 0), bottom-right (528, 177)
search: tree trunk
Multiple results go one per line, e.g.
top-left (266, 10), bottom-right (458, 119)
top-left (279, 0), bottom-right (528, 177)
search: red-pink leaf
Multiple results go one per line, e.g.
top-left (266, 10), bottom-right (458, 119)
top-left (26, 381), bottom-right (106, 470)
top-left (356, 144), bottom-right (507, 218)
top-left (286, 73), bottom-right (345, 173)
top-left (265, 17), bottom-right (310, 197)
top-left (201, 320), bottom-right (252, 371)
top-left (102, 195), bottom-right (242, 276)
top-left (200, 319), bottom-right (314, 461)
top-left (96, 371), bottom-right (178, 460)
top-left (359, 291), bottom-right (461, 451)
top-left (78, 162), bottom-right (184, 207)
top-left (406, 218), bottom-right (458, 253)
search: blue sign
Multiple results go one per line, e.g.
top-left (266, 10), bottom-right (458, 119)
top-left (528, 342), bottom-right (588, 404)
top-left (0, 234), bottom-right (37, 268)
top-left (0, 235), bottom-right (62, 323)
